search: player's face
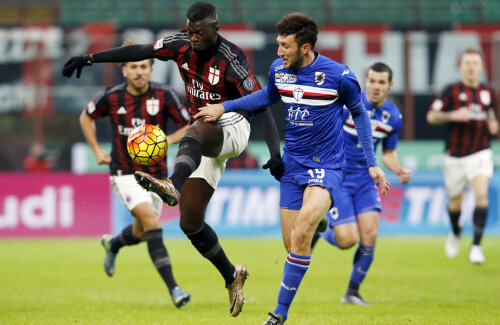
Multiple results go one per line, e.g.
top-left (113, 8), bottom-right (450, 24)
top-left (365, 69), bottom-right (392, 107)
top-left (122, 60), bottom-right (153, 92)
top-left (277, 34), bottom-right (305, 69)
top-left (459, 53), bottom-right (483, 83)
top-left (186, 18), bottom-right (218, 52)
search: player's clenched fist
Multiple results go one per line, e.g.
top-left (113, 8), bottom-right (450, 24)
top-left (62, 54), bottom-right (93, 78)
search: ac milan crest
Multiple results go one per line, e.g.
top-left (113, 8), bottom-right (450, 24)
top-left (480, 90), bottom-right (491, 106)
top-left (146, 98), bottom-right (160, 116)
top-left (209, 67), bottom-right (220, 85)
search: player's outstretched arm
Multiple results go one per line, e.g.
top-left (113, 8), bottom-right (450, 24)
top-left (195, 88), bottom-right (277, 122)
top-left (382, 149), bottom-right (411, 184)
top-left (195, 104), bottom-right (226, 122)
top-left (62, 44), bottom-right (154, 78)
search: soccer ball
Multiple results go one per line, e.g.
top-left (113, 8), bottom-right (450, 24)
top-left (127, 124), bottom-right (168, 165)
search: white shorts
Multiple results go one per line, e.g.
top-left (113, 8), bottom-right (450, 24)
top-left (443, 149), bottom-right (493, 198)
top-left (189, 113), bottom-right (251, 189)
top-left (110, 174), bottom-right (163, 217)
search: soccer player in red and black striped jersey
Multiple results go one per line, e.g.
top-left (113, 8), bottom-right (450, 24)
top-left (64, 2), bottom-right (282, 317)
top-left (79, 40), bottom-right (192, 308)
top-left (427, 47), bottom-right (499, 264)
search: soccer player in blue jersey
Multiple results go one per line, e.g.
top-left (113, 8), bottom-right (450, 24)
top-left (194, 13), bottom-right (389, 325)
top-left (312, 62), bottom-right (411, 306)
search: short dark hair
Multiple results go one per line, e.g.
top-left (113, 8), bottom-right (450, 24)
top-left (187, 2), bottom-right (218, 28)
top-left (368, 62), bottom-right (392, 82)
top-left (275, 13), bottom-right (318, 49)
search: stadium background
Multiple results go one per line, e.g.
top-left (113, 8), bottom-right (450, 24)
top-left (1, 1), bottom-right (500, 237)
top-left (2, 2), bottom-right (500, 325)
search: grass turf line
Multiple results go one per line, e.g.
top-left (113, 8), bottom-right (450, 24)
top-left (0, 237), bottom-right (499, 324)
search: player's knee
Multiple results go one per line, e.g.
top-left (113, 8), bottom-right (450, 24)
top-left (475, 196), bottom-right (488, 208)
top-left (334, 224), bottom-right (358, 249)
top-left (132, 228), bottom-right (146, 241)
top-left (291, 227), bottom-right (312, 250)
top-left (179, 218), bottom-right (203, 235)
top-left (139, 217), bottom-right (161, 232)
top-left (360, 227), bottom-right (378, 246)
top-left (337, 235), bottom-right (357, 249)
top-left (183, 124), bottom-right (202, 140)
top-left (448, 197), bottom-right (462, 211)
top-left (474, 189), bottom-right (489, 207)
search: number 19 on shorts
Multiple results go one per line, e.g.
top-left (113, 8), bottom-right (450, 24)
top-left (307, 168), bottom-right (325, 184)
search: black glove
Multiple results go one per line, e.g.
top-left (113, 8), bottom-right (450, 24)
top-left (62, 54), bottom-right (92, 78)
top-left (262, 156), bottom-right (284, 181)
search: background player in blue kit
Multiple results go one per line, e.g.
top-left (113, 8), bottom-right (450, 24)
top-left (195, 13), bottom-right (389, 325)
top-left (311, 62), bottom-right (411, 306)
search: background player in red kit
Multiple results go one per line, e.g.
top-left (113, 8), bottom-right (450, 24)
top-left (64, 2), bottom-right (282, 317)
top-left (427, 47), bottom-right (499, 264)
top-left (80, 40), bottom-right (191, 307)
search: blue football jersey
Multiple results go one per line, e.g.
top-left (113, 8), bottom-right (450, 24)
top-left (265, 53), bottom-right (363, 169)
top-left (342, 92), bottom-right (403, 169)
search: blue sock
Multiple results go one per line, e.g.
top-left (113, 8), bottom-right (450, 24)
top-left (274, 252), bottom-right (310, 320)
top-left (319, 226), bottom-right (339, 248)
top-left (348, 243), bottom-right (375, 292)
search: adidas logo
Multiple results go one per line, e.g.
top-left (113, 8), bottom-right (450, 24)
top-left (182, 63), bottom-right (189, 71)
top-left (117, 106), bottom-right (126, 114)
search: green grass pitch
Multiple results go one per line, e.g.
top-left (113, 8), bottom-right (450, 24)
top-left (1, 237), bottom-right (499, 324)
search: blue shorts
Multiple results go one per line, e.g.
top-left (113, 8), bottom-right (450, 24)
top-left (280, 153), bottom-right (344, 210)
top-left (327, 167), bottom-right (381, 227)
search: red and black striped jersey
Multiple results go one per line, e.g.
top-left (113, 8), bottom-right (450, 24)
top-left (429, 81), bottom-right (497, 157)
top-left (151, 31), bottom-right (261, 124)
top-left (85, 82), bottom-right (190, 177)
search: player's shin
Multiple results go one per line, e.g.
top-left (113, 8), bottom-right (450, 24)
top-left (110, 224), bottom-right (141, 253)
top-left (274, 252), bottom-right (310, 321)
top-left (185, 222), bottom-right (236, 285)
top-left (170, 136), bottom-right (202, 190)
top-left (448, 210), bottom-right (462, 236)
top-left (145, 229), bottom-right (178, 291)
top-left (472, 207), bottom-right (488, 245)
top-left (348, 243), bottom-right (375, 294)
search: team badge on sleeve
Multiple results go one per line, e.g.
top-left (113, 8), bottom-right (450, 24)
top-left (431, 99), bottom-right (443, 111)
top-left (87, 100), bottom-right (96, 114)
top-left (153, 39), bottom-right (164, 50)
top-left (243, 77), bottom-right (255, 91)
